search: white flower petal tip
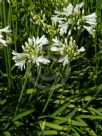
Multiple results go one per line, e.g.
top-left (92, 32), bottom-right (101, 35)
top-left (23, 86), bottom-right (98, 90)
top-left (35, 57), bottom-right (50, 66)
top-left (0, 38), bottom-right (7, 46)
top-left (83, 13), bottom-right (97, 26)
top-left (58, 56), bottom-right (69, 66)
top-left (83, 26), bottom-right (96, 35)
top-left (32, 35), bottom-right (48, 46)
top-left (78, 47), bottom-right (85, 52)
top-left (63, 3), bottom-right (73, 16)
top-left (0, 26), bottom-right (12, 34)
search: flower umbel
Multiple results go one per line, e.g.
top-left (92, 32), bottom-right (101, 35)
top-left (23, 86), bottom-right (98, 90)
top-left (12, 35), bottom-right (50, 70)
top-left (51, 36), bottom-right (85, 66)
top-left (52, 2), bottom-right (97, 36)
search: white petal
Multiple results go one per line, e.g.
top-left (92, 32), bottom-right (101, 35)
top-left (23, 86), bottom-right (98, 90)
top-left (83, 13), bottom-right (97, 27)
top-left (51, 15), bottom-right (63, 23)
top-left (35, 35), bottom-right (48, 46)
top-left (63, 3), bottom-right (73, 16)
top-left (51, 46), bottom-right (59, 51)
top-left (0, 26), bottom-right (11, 34)
top-left (36, 56), bottom-right (50, 65)
top-left (0, 38), bottom-right (7, 46)
top-left (58, 56), bottom-right (69, 66)
top-left (74, 2), bottom-right (84, 12)
top-left (77, 47), bottom-right (85, 52)
top-left (83, 25), bottom-right (96, 34)
top-left (59, 23), bottom-right (68, 35)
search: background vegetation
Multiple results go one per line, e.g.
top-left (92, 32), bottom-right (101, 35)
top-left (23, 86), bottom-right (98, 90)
top-left (0, 0), bottom-right (102, 135)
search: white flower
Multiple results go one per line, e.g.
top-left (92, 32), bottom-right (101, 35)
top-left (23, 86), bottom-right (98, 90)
top-left (15, 60), bottom-right (26, 71)
top-left (77, 47), bottom-right (85, 53)
top-left (59, 22), bottom-right (68, 35)
top-left (54, 11), bottom-right (63, 16)
top-left (32, 35), bottom-right (48, 47)
top-left (0, 26), bottom-right (11, 34)
top-left (74, 2), bottom-right (84, 14)
top-left (36, 56), bottom-right (50, 66)
top-left (0, 34), bottom-right (7, 46)
top-left (0, 26), bottom-right (11, 46)
top-left (52, 37), bottom-right (62, 46)
top-left (51, 15), bottom-right (63, 24)
top-left (63, 3), bottom-right (73, 16)
top-left (12, 35), bottom-right (50, 70)
top-left (0, 38), bottom-right (7, 46)
top-left (83, 13), bottom-right (97, 26)
top-left (58, 55), bottom-right (69, 66)
top-left (83, 25), bottom-right (96, 35)
top-left (32, 56), bottom-right (50, 66)
top-left (12, 50), bottom-right (26, 70)
top-left (51, 46), bottom-right (63, 52)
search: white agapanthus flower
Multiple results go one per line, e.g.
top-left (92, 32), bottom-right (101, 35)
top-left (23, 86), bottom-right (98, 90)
top-left (0, 38), bottom-right (7, 46)
top-left (63, 3), bottom-right (73, 16)
top-left (12, 35), bottom-right (50, 70)
top-left (51, 36), bottom-right (85, 66)
top-left (0, 34), bottom-right (7, 46)
top-left (58, 55), bottom-right (69, 66)
top-left (74, 2), bottom-right (84, 14)
top-left (51, 2), bottom-right (85, 36)
top-left (83, 13), bottom-right (97, 26)
top-left (32, 35), bottom-right (48, 47)
top-left (52, 2), bottom-right (97, 36)
top-left (77, 47), bottom-right (85, 53)
top-left (83, 26), bottom-right (96, 35)
top-left (82, 13), bottom-right (97, 34)
top-left (51, 15), bottom-right (63, 24)
top-left (12, 50), bottom-right (26, 70)
top-left (0, 26), bottom-right (11, 46)
top-left (0, 26), bottom-right (11, 34)
top-left (51, 37), bottom-right (64, 55)
top-left (32, 56), bottom-right (50, 66)
top-left (59, 22), bottom-right (68, 35)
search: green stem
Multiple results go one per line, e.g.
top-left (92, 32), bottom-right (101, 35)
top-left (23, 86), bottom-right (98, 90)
top-left (29, 66), bottom-right (41, 100)
top-left (42, 73), bottom-right (60, 113)
top-left (14, 68), bottom-right (30, 117)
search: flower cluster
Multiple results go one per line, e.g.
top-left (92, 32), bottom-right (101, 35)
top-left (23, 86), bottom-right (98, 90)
top-left (0, 26), bottom-right (11, 46)
top-left (31, 12), bottom-right (57, 36)
top-left (51, 2), bottom-right (97, 35)
top-left (51, 36), bottom-right (85, 66)
top-left (12, 35), bottom-right (50, 70)
top-left (12, 2), bottom-right (97, 70)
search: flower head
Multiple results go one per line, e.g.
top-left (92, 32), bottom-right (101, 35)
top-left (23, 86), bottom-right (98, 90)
top-left (12, 35), bottom-right (50, 70)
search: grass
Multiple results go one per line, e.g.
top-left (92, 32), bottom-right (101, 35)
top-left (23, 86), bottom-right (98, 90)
top-left (0, 0), bottom-right (102, 135)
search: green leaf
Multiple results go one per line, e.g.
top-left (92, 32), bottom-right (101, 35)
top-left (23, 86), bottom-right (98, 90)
top-left (78, 115), bottom-right (102, 120)
top-left (39, 121), bottom-right (67, 131)
top-left (26, 88), bottom-right (36, 94)
top-left (3, 131), bottom-right (11, 136)
top-left (12, 109), bottom-right (35, 121)
top-left (40, 130), bottom-right (64, 135)
top-left (52, 102), bottom-right (69, 116)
